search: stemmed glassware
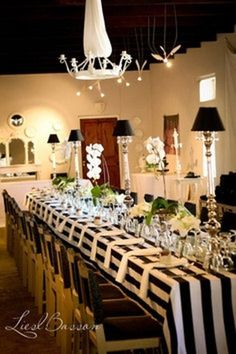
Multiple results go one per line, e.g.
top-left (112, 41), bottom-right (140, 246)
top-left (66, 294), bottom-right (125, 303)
top-left (219, 232), bottom-right (234, 271)
top-left (203, 232), bottom-right (235, 272)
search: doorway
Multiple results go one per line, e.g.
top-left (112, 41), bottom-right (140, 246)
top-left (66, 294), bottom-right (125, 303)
top-left (80, 117), bottom-right (120, 188)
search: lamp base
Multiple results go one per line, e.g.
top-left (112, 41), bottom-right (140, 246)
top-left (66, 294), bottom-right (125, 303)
top-left (205, 194), bottom-right (220, 238)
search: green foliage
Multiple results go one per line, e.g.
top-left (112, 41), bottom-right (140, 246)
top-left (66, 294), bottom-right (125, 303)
top-left (52, 176), bottom-right (75, 192)
top-left (90, 183), bottom-right (115, 206)
top-left (145, 197), bottom-right (178, 225)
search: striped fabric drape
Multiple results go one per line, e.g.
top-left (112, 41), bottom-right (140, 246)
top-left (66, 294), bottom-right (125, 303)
top-left (26, 193), bottom-right (236, 354)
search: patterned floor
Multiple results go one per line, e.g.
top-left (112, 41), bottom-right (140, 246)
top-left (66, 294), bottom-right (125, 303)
top-left (0, 231), bottom-right (61, 354)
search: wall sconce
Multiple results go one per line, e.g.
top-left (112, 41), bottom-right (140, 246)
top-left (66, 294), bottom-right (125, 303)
top-left (47, 134), bottom-right (60, 179)
top-left (113, 119), bottom-right (134, 208)
top-left (191, 107), bottom-right (225, 238)
top-left (68, 129), bottom-right (84, 189)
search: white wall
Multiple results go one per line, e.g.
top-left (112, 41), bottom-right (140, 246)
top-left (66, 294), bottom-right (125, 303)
top-left (0, 71), bottom-right (152, 185)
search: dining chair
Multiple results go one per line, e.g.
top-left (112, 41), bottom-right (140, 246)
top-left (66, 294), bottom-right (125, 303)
top-left (67, 248), bottom-right (85, 354)
top-left (78, 259), bottom-right (162, 354)
top-left (2, 190), bottom-right (12, 253)
top-left (4, 193), bottom-right (19, 258)
top-left (26, 216), bottom-right (46, 314)
top-left (54, 239), bottom-right (75, 354)
top-left (37, 226), bottom-right (62, 346)
top-left (19, 211), bottom-right (35, 294)
top-left (184, 201), bottom-right (196, 216)
top-left (10, 199), bottom-right (29, 288)
top-left (68, 248), bottom-right (135, 354)
top-left (221, 211), bottom-right (236, 232)
top-left (144, 193), bottom-right (154, 203)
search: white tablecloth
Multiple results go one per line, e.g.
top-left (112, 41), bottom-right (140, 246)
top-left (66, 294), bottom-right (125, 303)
top-left (131, 173), bottom-right (207, 206)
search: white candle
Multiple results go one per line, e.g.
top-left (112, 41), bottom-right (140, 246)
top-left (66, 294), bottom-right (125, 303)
top-left (173, 128), bottom-right (179, 148)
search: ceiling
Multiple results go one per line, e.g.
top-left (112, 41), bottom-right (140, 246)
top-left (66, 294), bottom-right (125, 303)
top-left (1, 0), bottom-right (236, 76)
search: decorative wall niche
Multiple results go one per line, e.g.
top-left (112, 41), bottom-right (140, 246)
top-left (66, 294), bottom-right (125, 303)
top-left (0, 136), bottom-right (36, 167)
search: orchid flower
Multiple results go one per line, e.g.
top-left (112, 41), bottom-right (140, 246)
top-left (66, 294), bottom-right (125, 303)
top-left (86, 143), bottom-right (104, 182)
top-left (144, 136), bottom-right (165, 168)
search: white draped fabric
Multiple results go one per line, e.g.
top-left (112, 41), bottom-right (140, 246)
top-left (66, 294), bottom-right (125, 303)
top-left (83, 0), bottom-right (112, 58)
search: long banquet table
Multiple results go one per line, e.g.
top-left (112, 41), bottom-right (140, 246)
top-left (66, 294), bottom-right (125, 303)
top-left (26, 192), bottom-right (236, 354)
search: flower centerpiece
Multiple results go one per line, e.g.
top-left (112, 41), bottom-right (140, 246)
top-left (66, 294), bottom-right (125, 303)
top-left (145, 197), bottom-right (178, 225)
top-left (52, 176), bottom-right (76, 193)
top-left (144, 136), bottom-right (168, 198)
top-left (86, 143), bottom-right (115, 206)
top-left (168, 204), bottom-right (201, 236)
top-left (129, 201), bottom-right (151, 220)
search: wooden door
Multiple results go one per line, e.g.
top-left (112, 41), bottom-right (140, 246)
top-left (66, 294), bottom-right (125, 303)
top-left (80, 117), bottom-right (120, 188)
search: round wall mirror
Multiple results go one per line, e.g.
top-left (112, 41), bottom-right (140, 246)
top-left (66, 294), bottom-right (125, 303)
top-left (8, 113), bottom-right (24, 128)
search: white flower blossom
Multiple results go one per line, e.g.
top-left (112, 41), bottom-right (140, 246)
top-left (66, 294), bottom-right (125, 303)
top-left (86, 143), bottom-right (104, 181)
top-left (169, 214), bottom-right (200, 236)
top-left (115, 193), bottom-right (126, 204)
top-left (144, 136), bottom-right (165, 168)
top-left (129, 202), bottom-right (151, 218)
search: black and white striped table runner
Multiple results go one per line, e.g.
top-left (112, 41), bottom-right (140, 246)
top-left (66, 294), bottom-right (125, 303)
top-left (26, 193), bottom-right (236, 354)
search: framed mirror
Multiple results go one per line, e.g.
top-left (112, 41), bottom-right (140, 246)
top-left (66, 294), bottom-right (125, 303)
top-left (0, 143), bottom-right (7, 166)
top-left (8, 113), bottom-right (24, 128)
top-left (9, 138), bottom-right (25, 165)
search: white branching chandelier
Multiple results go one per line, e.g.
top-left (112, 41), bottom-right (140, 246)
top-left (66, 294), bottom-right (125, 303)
top-left (59, 0), bottom-right (132, 80)
top-left (149, 4), bottom-right (181, 65)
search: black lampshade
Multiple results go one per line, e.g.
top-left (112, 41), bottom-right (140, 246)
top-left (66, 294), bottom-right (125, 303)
top-left (68, 129), bottom-right (84, 142)
top-left (47, 134), bottom-right (60, 144)
top-left (112, 119), bottom-right (134, 137)
top-left (191, 107), bottom-right (225, 132)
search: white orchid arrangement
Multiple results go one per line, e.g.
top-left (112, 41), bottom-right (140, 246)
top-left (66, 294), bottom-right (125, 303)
top-left (52, 176), bottom-right (76, 192)
top-left (129, 201), bottom-right (152, 218)
top-left (86, 143), bottom-right (117, 205)
top-left (86, 143), bottom-right (104, 182)
top-left (168, 205), bottom-right (200, 236)
top-left (144, 136), bottom-right (168, 198)
top-left (144, 136), bottom-right (166, 170)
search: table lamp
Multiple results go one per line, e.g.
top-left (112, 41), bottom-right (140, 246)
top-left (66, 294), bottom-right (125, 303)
top-left (191, 107), bottom-right (225, 237)
top-left (113, 119), bottom-right (134, 208)
top-left (68, 129), bottom-right (84, 189)
top-left (47, 134), bottom-right (60, 179)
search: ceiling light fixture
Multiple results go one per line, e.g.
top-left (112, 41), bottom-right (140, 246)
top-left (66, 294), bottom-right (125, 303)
top-left (134, 28), bottom-right (147, 81)
top-left (116, 75), bottom-right (130, 87)
top-left (59, 0), bottom-right (132, 80)
top-left (149, 4), bottom-right (181, 65)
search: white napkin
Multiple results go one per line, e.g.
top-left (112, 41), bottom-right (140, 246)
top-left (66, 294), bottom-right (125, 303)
top-left (138, 256), bottom-right (188, 299)
top-left (68, 220), bottom-right (80, 240)
top-left (57, 217), bottom-right (69, 233)
top-left (90, 229), bottom-right (124, 261)
top-left (39, 203), bottom-right (44, 218)
top-left (116, 247), bottom-right (162, 283)
top-left (139, 261), bottom-right (162, 300)
top-left (43, 205), bottom-right (51, 222)
top-left (104, 237), bottom-right (144, 269)
top-left (77, 224), bottom-right (90, 248)
top-left (48, 209), bottom-right (54, 225)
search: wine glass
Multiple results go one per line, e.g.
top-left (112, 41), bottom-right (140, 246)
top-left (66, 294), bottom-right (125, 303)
top-left (219, 232), bottom-right (234, 271)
